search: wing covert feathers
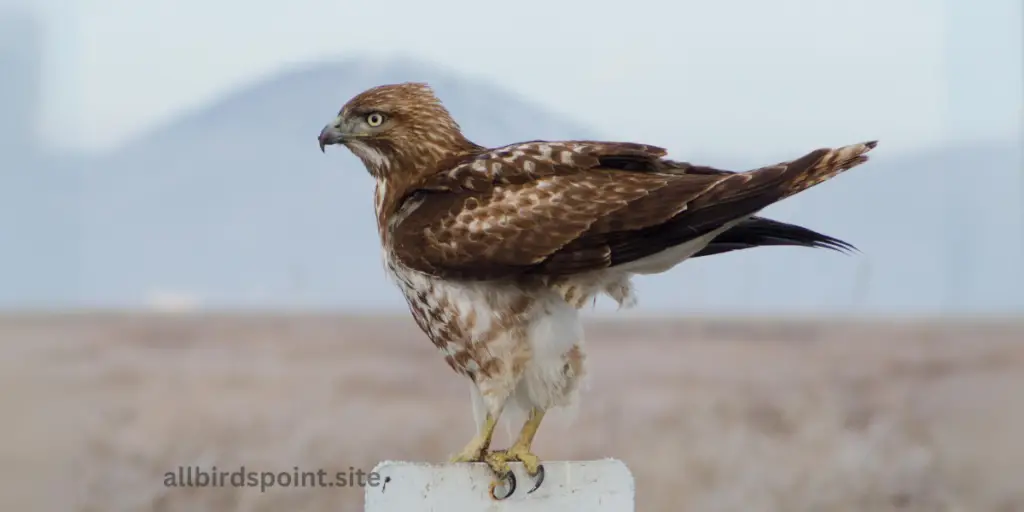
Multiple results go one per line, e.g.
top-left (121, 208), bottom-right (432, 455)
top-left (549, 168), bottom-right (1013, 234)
top-left (388, 140), bottom-right (877, 280)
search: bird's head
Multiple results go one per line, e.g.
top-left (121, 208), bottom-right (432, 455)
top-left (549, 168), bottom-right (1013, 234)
top-left (318, 82), bottom-right (477, 179)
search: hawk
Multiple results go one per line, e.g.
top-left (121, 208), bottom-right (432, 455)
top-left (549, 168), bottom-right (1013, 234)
top-left (318, 82), bottom-right (876, 499)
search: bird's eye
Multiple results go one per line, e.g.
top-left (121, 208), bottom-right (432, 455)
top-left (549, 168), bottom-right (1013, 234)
top-left (366, 112), bottom-right (385, 127)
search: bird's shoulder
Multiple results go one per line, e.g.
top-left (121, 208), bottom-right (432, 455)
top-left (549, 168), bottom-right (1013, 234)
top-left (413, 140), bottom-right (679, 192)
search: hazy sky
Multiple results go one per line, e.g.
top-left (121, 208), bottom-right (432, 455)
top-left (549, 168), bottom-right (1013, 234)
top-left (27, 0), bottom-right (1023, 156)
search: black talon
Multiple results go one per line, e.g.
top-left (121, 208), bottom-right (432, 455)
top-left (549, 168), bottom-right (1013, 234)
top-left (527, 464), bottom-right (545, 494)
top-left (490, 471), bottom-right (516, 500)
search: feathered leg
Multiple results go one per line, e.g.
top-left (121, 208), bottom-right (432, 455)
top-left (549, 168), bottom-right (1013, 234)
top-left (452, 350), bottom-right (526, 499)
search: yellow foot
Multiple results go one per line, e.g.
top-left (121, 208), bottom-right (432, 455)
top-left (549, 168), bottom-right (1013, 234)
top-left (449, 413), bottom-right (498, 464)
top-left (484, 445), bottom-right (546, 500)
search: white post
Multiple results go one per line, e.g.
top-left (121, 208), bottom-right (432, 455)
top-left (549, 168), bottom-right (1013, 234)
top-left (364, 459), bottom-right (634, 511)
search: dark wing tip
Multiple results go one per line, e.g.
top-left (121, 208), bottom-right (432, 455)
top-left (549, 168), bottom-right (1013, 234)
top-left (694, 217), bottom-right (860, 259)
top-left (812, 233), bottom-right (859, 255)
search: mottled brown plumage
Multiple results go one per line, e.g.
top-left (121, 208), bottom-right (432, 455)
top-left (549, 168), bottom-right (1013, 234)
top-left (318, 82), bottom-right (877, 494)
top-left (389, 139), bottom-right (873, 280)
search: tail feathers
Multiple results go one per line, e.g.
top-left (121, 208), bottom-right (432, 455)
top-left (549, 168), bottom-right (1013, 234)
top-left (778, 140), bottom-right (877, 198)
top-left (687, 140), bottom-right (877, 211)
top-left (693, 216), bottom-right (856, 258)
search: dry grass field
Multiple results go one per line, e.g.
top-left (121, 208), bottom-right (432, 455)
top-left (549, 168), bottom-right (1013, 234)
top-left (1, 313), bottom-right (1022, 512)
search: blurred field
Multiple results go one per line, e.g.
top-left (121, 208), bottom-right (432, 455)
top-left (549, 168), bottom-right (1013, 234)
top-left (2, 313), bottom-right (1023, 512)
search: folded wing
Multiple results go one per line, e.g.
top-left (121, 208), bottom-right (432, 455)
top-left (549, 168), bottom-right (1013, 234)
top-left (389, 140), bottom-right (875, 280)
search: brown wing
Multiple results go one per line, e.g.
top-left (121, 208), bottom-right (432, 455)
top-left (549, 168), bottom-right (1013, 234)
top-left (390, 140), bottom-right (876, 280)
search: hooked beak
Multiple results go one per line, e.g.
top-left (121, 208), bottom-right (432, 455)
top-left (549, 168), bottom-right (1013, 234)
top-left (318, 117), bottom-right (348, 153)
